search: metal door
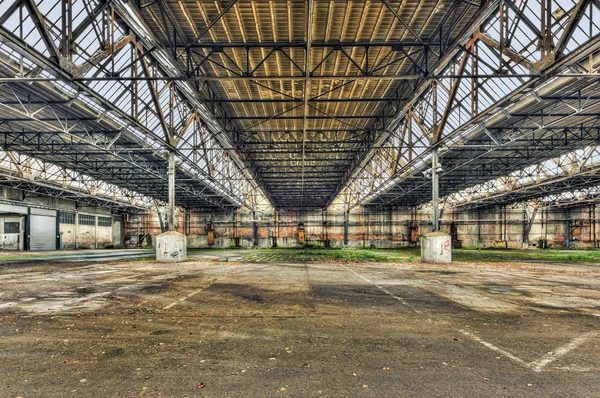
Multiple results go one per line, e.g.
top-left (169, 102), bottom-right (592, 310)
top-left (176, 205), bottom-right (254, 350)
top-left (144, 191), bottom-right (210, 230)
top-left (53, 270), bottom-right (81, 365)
top-left (30, 214), bottom-right (57, 250)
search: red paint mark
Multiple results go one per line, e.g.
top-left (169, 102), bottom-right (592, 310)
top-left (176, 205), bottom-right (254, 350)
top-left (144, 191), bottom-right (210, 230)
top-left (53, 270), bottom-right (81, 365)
top-left (443, 240), bottom-right (451, 253)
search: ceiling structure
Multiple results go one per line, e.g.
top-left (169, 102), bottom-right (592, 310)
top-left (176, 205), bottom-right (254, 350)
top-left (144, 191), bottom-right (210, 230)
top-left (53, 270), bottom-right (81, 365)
top-left (0, 0), bottom-right (599, 213)
top-left (131, 0), bottom-right (480, 209)
top-left (335, 0), bottom-right (600, 211)
top-left (0, 0), bottom-right (268, 213)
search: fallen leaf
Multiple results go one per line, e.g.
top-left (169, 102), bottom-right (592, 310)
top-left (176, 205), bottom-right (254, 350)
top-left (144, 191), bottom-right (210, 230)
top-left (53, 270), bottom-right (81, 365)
top-left (280, 387), bottom-right (287, 392)
top-left (483, 378), bottom-right (489, 381)
top-left (198, 383), bottom-right (205, 389)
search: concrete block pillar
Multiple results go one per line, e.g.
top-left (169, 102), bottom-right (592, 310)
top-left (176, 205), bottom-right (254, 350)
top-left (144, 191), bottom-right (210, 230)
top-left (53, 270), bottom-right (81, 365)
top-left (156, 231), bottom-right (187, 262)
top-left (421, 232), bottom-right (451, 263)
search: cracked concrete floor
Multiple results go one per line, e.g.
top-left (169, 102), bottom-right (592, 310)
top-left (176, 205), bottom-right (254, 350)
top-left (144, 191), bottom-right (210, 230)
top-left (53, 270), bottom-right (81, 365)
top-left (0, 253), bottom-right (599, 397)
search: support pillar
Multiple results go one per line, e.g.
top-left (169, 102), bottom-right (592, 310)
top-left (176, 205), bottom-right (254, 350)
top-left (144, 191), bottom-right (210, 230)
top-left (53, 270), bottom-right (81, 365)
top-left (343, 209), bottom-right (349, 246)
top-left (272, 210), bottom-right (278, 248)
top-left (233, 208), bottom-right (239, 247)
top-left (156, 151), bottom-right (187, 262)
top-left (322, 210), bottom-right (329, 247)
top-left (421, 148), bottom-right (451, 263)
top-left (252, 210), bottom-right (259, 246)
top-left (167, 151), bottom-right (175, 231)
top-left (432, 148), bottom-right (440, 232)
top-left (565, 213), bottom-right (571, 249)
top-left (593, 204), bottom-right (597, 248)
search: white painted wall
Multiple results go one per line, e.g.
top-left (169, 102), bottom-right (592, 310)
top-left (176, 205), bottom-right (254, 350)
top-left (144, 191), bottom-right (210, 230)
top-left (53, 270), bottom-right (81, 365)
top-left (0, 215), bottom-right (25, 250)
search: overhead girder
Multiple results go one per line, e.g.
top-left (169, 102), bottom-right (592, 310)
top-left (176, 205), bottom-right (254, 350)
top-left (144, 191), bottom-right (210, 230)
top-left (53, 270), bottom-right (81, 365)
top-left (0, 150), bottom-right (157, 212)
top-left (0, 82), bottom-right (237, 210)
top-left (441, 147), bottom-right (600, 210)
top-left (109, 0), bottom-right (274, 209)
top-left (0, 0), bottom-right (267, 211)
top-left (128, 0), bottom-right (482, 209)
top-left (337, 0), bottom-right (600, 212)
top-left (367, 119), bottom-right (600, 208)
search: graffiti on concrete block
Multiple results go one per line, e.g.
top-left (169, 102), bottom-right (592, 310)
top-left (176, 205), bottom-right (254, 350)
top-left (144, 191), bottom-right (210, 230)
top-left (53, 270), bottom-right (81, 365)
top-left (444, 239), bottom-right (451, 253)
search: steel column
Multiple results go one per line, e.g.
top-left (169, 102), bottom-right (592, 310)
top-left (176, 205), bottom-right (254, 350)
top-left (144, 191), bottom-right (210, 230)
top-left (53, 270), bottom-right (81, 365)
top-left (432, 148), bottom-right (440, 231)
top-left (168, 151), bottom-right (176, 231)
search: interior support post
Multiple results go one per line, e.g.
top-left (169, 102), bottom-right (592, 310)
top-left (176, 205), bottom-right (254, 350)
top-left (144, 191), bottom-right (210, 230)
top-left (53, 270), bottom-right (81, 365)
top-left (421, 146), bottom-right (450, 263)
top-left (431, 148), bottom-right (439, 232)
top-left (344, 209), bottom-right (349, 245)
top-left (168, 151), bottom-right (176, 231)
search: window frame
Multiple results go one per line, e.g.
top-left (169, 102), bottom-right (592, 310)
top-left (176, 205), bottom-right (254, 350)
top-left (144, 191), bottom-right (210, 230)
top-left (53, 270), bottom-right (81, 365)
top-left (97, 216), bottom-right (112, 227)
top-left (78, 214), bottom-right (96, 226)
top-left (4, 222), bottom-right (20, 234)
top-left (59, 212), bottom-right (76, 225)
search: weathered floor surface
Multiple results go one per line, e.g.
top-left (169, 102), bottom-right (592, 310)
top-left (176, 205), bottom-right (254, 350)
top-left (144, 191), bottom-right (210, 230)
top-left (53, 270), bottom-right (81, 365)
top-left (1, 251), bottom-right (599, 397)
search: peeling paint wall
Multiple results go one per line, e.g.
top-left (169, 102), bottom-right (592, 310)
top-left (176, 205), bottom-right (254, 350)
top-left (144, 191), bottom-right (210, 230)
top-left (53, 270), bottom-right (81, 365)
top-left (1, 179), bottom-right (597, 252)
top-left (112, 220), bottom-right (123, 248)
top-left (74, 223), bottom-right (96, 249)
top-left (123, 204), bottom-right (600, 250)
top-left (59, 223), bottom-right (77, 250)
top-left (0, 215), bottom-right (24, 250)
top-left (96, 226), bottom-right (113, 248)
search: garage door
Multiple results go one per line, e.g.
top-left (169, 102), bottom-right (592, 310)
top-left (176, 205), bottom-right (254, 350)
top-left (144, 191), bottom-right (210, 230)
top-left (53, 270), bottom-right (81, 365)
top-left (30, 214), bottom-right (57, 251)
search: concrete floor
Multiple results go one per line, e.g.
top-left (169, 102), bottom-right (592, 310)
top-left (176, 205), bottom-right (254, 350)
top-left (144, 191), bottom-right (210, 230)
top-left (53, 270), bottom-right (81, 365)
top-left (0, 249), bottom-right (154, 263)
top-left (0, 250), bottom-right (599, 397)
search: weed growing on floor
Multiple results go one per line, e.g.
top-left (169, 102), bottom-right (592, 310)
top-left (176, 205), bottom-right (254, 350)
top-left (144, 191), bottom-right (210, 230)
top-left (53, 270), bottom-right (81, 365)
top-left (239, 247), bottom-right (415, 262)
top-left (450, 249), bottom-right (600, 263)
top-left (234, 246), bottom-right (600, 264)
